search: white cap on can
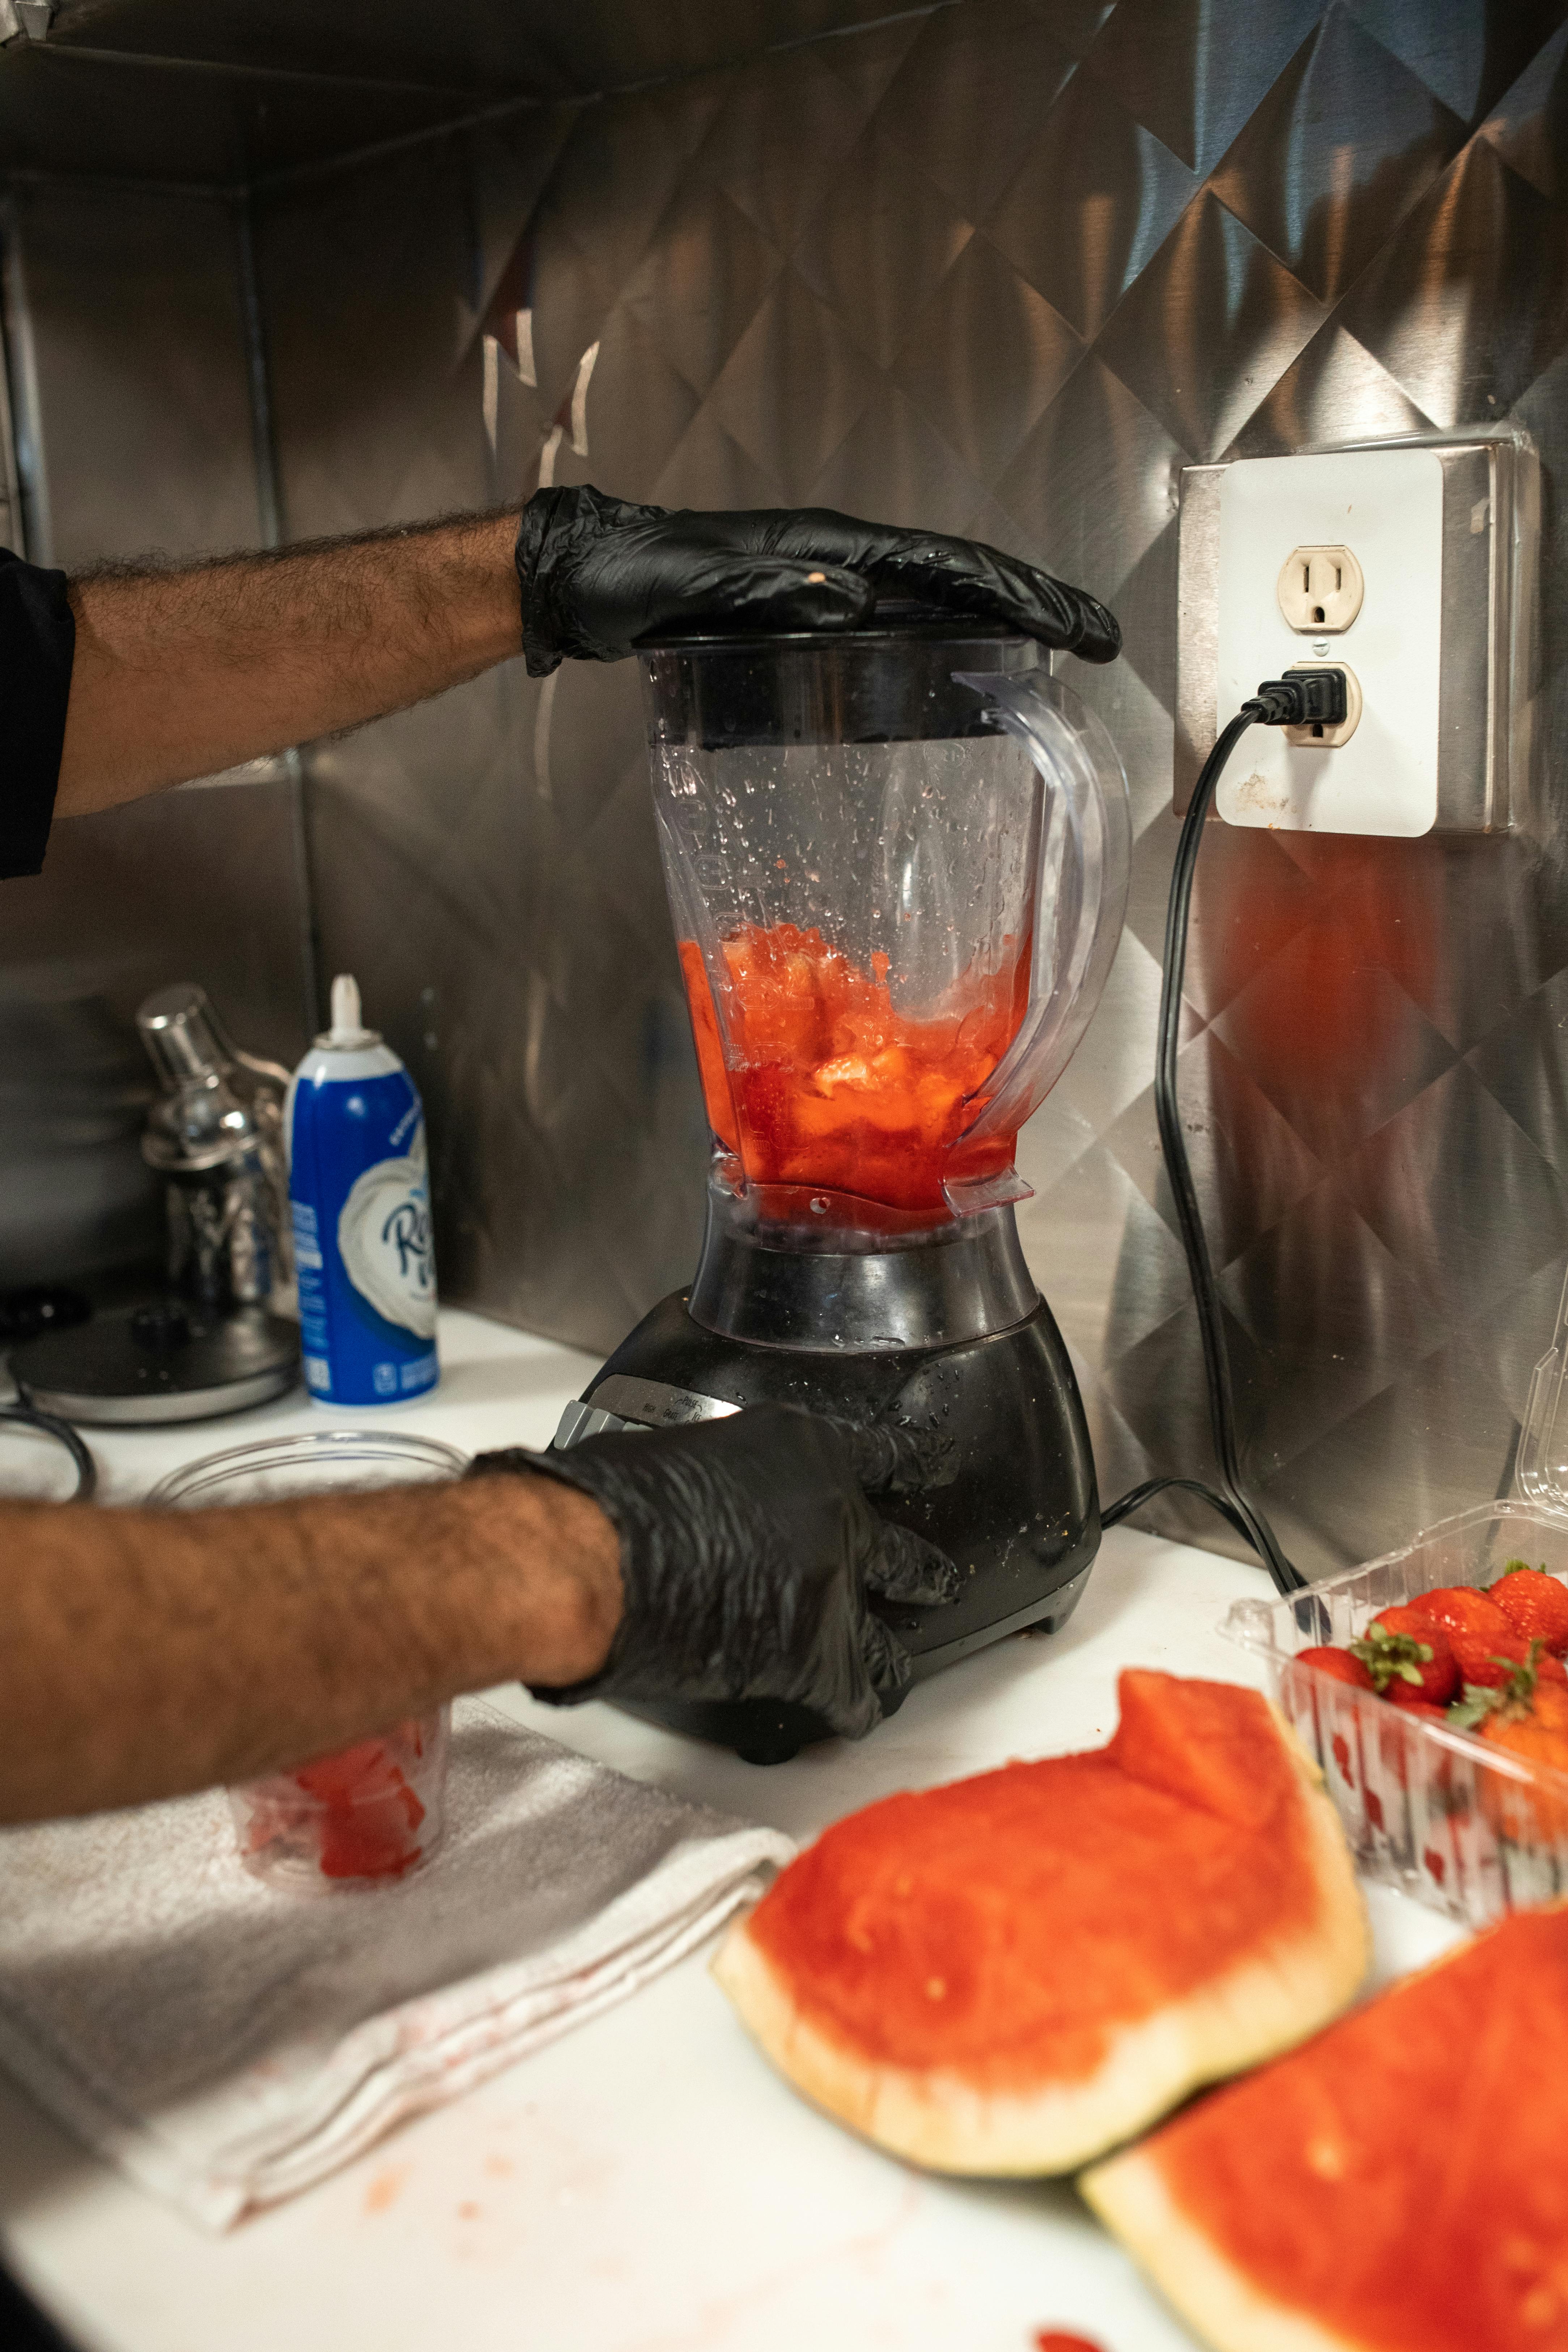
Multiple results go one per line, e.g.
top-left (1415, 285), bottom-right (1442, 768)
top-left (325, 974), bottom-right (377, 1050)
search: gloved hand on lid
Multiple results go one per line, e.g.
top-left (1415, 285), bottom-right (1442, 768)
top-left (514, 485), bottom-right (1120, 676)
top-left (466, 1403), bottom-right (959, 1740)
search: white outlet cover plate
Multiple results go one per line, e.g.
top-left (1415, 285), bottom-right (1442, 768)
top-left (1215, 447), bottom-right (1444, 835)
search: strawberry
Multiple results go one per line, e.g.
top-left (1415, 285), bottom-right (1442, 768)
top-left (1473, 1643), bottom-right (1568, 1842)
top-left (1455, 1632), bottom-right (1568, 1692)
top-left (1407, 1584), bottom-right (1515, 1651)
top-left (1489, 1561), bottom-right (1568, 1657)
top-left (1403, 1585), bottom-right (1563, 1690)
top-left (1449, 1639), bottom-right (1565, 1725)
top-left (1352, 1607), bottom-right (1459, 1705)
top-left (1386, 1689), bottom-right (1449, 1722)
top-left (1482, 1711), bottom-right (1568, 1839)
top-left (1296, 1645), bottom-right (1375, 1691)
top-left (1370, 1687), bottom-right (1457, 1816)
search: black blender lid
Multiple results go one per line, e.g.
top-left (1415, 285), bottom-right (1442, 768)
top-left (639, 599), bottom-right (1040, 746)
top-left (636, 596), bottom-right (1034, 653)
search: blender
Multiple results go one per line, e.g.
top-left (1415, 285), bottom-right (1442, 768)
top-left (554, 613), bottom-right (1131, 1760)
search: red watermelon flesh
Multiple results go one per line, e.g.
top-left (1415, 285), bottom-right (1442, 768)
top-left (713, 1671), bottom-right (1367, 2175)
top-left (1083, 1902), bottom-right (1568, 2352)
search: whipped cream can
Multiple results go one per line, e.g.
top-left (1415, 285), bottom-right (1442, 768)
top-left (285, 975), bottom-right (439, 1406)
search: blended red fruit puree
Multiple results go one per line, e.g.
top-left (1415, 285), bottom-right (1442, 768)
top-left (744, 1673), bottom-right (1315, 2091)
top-left (1152, 1905), bottom-right (1568, 2351)
top-left (678, 922), bottom-right (1028, 1215)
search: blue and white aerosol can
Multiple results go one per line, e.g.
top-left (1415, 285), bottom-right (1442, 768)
top-left (285, 975), bottom-right (439, 1406)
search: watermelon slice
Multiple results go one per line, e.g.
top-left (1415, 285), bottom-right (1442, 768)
top-left (713, 1671), bottom-right (1367, 2175)
top-left (1082, 1902), bottom-right (1568, 2352)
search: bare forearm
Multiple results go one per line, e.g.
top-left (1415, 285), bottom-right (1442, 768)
top-left (0, 1473), bottom-right (620, 1823)
top-left (55, 509), bottom-right (522, 818)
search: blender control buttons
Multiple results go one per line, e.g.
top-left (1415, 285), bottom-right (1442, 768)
top-left (552, 1399), bottom-right (631, 1447)
top-left (552, 1376), bottom-right (742, 1450)
top-left (592, 1375), bottom-right (741, 1427)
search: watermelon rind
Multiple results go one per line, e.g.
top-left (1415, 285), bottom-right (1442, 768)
top-left (711, 1708), bottom-right (1368, 2176)
top-left (1080, 2142), bottom-right (1364, 2352)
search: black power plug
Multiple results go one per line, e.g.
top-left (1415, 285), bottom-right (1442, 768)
top-left (1245, 668), bottom-right (1351, 731)
top-left (1280, 667), bottom-right (1350, 729)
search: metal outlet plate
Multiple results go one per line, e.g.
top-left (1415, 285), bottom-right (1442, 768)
top-left (1176, 431), bottom-right (1539, 835)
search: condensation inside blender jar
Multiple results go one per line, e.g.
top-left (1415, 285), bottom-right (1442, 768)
top-left (659, 734), bottom-right (1041, 1224)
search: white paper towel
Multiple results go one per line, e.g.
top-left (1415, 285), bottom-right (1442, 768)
top-left (0, 1699), bottom-right (793, 2229)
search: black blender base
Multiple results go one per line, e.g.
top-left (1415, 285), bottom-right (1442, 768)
top-left (615, 1695), bottom-right (841, 1768)
top-left (569, 1288), bottom-right (1100, 1761)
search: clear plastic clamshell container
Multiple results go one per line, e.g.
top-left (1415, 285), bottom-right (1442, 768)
top-left (1224, 1276), bottom-right (1568, 1928)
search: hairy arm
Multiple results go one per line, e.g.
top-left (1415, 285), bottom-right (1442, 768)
top-left (0, 1471), bottom-right (620, 1824)
top-left (54, 509), bottom-right (522, 820)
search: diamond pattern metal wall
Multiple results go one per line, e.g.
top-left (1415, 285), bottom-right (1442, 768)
top-left (0, 181), bottom-right (315, 1294)
top-left (262, 0), bottom-right (1568, 1578)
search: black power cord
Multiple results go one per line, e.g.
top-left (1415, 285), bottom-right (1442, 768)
top-left (1103, 671), bottom-right (1348, 1598)
top-left (0, 1404), bottom-right (97, 1502)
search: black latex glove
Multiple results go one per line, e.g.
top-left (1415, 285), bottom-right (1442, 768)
top-left (467, 1403), bottom-right (959, 1739)
top-left (514, 484), bottom-right (1120, 676)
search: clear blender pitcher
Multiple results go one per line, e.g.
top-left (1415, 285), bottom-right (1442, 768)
top-left (640, 614), bottom-right (1130, 1345)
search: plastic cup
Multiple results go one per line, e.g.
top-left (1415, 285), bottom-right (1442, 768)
top-left (227, 1710), bottom-right (451, 1892)
top-left (146, 1430), bottom-right (467, 1894)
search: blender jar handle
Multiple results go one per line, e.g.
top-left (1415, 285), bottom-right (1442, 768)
top-left (945, 669), bottom-right (1131, 1205)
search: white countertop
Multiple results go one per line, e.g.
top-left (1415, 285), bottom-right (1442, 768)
top-left (0, 1308), bottom-right (1463, 2352)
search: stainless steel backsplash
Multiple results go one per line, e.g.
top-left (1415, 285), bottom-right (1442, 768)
top-left (0, 181), bottom-right (316, 1288)
top-left (9, 0), bottom-right (1568, 1579)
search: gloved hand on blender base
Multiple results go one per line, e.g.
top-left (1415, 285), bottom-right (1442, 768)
top-left (514, 484), bottom-right (1121, 675)
top-left (467, 1404), bottom-right (961, 1740)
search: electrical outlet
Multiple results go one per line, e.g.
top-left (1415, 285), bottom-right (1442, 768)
top-left (1277, 544), bottom-right (1363, 633)
top-left (1280, 660), bottom-right (1361, 748)
top-left (1175, 433), bottom-right (1539, 835)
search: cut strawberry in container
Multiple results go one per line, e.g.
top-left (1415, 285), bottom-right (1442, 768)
top-left (1406, 1583), bottom-right (1515, 1655)
top-left (1352, 1607), bottom-right (1459, 1706)
top-left (1453, 1629), bottom-right (1568, 1691)
top-left (1385, 1689), bottom-right (1448, 1720)
top-left (1490, 1561), bottom-right (1568, 1655)
top-left (1296, 1645), bottom-right (1374, 1692)
top-left (1223, 1268), bottom-right (1568, 1928)
top-left (1226, 1490), bottom-right (1568, 1928)
top-left (1482, 1709), bottom-right (1568, 1843)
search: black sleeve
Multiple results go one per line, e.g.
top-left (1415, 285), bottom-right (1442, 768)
top-left (0, 545), bottom-right (75, 880)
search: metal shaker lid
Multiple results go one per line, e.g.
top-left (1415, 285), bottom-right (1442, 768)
top-left (136, 983), bottom-right (280, 1173)
top-left (141, 1076), bottom-right (258, 1173)
top-left (136, 982), bottom-right (291, 1092)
